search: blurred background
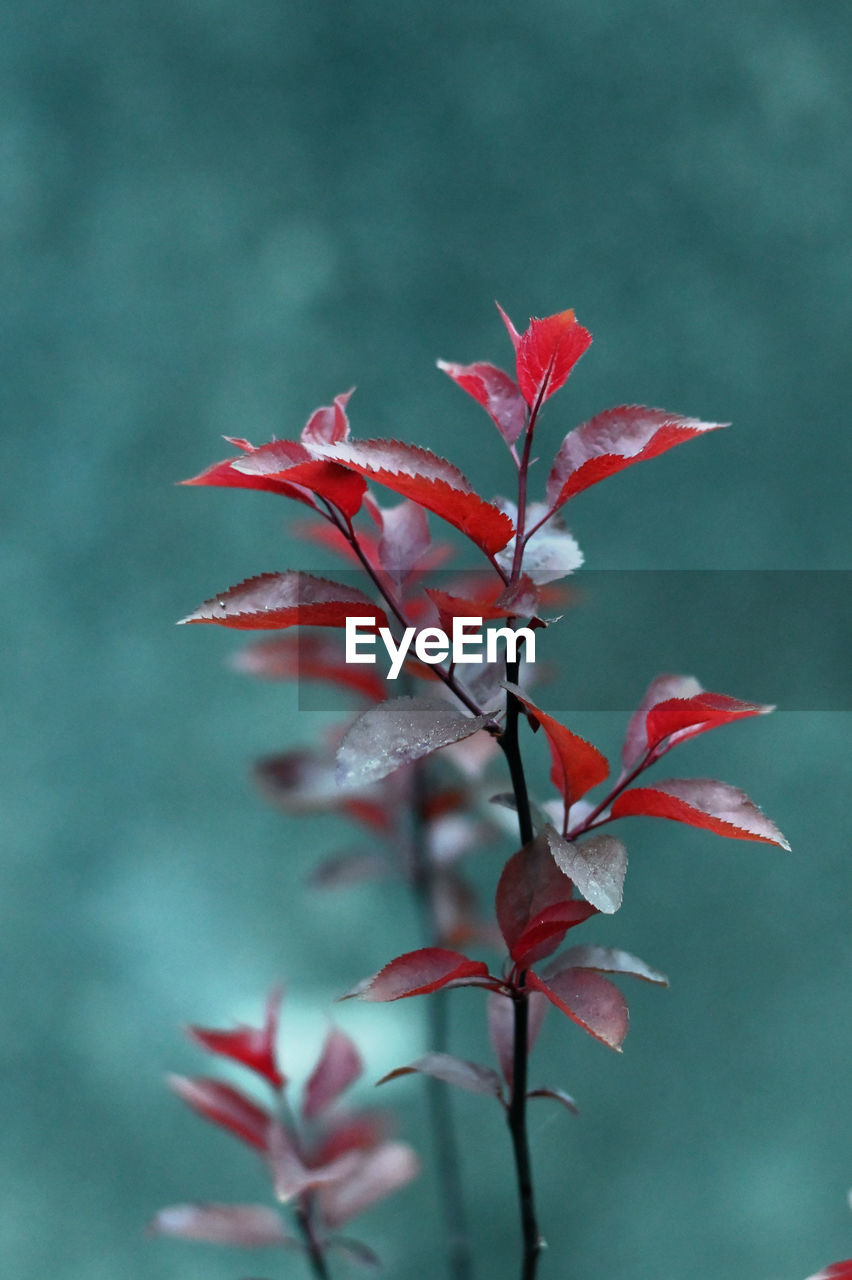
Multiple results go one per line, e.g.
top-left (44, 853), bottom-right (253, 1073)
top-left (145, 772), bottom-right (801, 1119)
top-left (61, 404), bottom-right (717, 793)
top-left (2, 1), bottom-right (850, 1277)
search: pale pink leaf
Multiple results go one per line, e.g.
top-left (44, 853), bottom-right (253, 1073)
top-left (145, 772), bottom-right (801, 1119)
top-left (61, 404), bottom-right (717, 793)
top-left (336, 697), bottom-right (493, 787)
top-left (377, 500), bottom-right (431, 586)
top-left (318, 1141), bottom-right (420, 1228)
top-left (303, 1028), bottom-right (363, 1120)
top-left (621, 674), bottom-right (704, 771)
top-left (178, 572), bottom-right (387, 632)
top-left (487, 990), bottom-right (549, 1087)
top-left (148, 1203), bottom-right (293, 1247)
top-left (611, 778), bottom-right (791, 849)
top-left (377, 1052), bottom-right (503, 1099)
top-left (554, 945), bottom-right (668, 986)
top-left (300, 389), bottom-right (354, 446)
top-left (545, 827), bottom-right (627, 915)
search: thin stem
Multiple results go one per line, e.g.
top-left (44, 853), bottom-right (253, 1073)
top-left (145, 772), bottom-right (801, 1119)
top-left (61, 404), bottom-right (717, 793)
top-left (406, 763), bottom-right (474, 1280)
top-left (294, 1201), bottom-right (331, 1280)
top-left (498, 657), bottom-right (541, 1280)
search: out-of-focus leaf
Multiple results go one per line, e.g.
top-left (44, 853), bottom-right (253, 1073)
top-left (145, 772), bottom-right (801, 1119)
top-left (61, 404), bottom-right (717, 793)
top-left (436, 359), bottom-right (527, 446)
top-left (621, 674), bottom-right (703, 771)
top-left (232, 635), bottom-right (387, 702)
top-left (343, 947), bottom-right (494, 1002)
top-left (487, 990), bottom-right (549, 1087)
top-left (527, 1087), bottom-right (579, 1115)
top-left (545, 828), bottom-right (627, 915)
top-left (310, 1114), bottom-right (388, 1168)
top-left (304, 438), bottom-right (515, 556)
top-left (328, 1236), bottom-right (382, 1270)
top-left (303, 1028), bottom-right (363, 1121)
top-left (514, 310), bottom-right (593, 409)
top-left (268, 1120), bottom-right (360, 1203)
top-left (611, 778), bottom-right (791, 848)
top-left (317, 1141), bottom-right (420, 1228)
top-left (308, 850), bottom-right (393, 889)
top-left (148, 1203), bottom-right (293, 1247)
top-left (554, 945), bottom-right (668, 986)
top-left (495, 834), bottom-right (597, 966)
top-left (503, 684), bottom-right (609, 807)
top-left (336, 697), bottom-right (493, 787)
top-left (255, 749), bottom-right (380, 814)
top-left (167, 1075), bottom-right (270, 1150)
top-left (526, 969), bottom-right (629, 1051)
top-left (804, 1263), bottom-right (852, 1280)
top-left (188, 989), bottom-right (284, 1090)
top-left (547, 406), bottom-right (727, 508)
top-left (377, 1052), bottom-right (503, 1099)
top-left (178, 573), bottom-right (387, 632)
top-left (377, 500), bottom-right (431, 586)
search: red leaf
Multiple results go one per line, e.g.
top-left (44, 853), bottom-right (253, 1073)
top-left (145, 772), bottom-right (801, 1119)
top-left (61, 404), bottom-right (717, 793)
top-left (148, 1203), bottom-right (293, 1247)
top-left (303, 1028), bottom-right (363, 1120)
top-left (555, 945), bottom-right (668, 986)
top-left (233, 444), bottom-right (366, 519)
top-left (343, 947), bottom-right (494, 1001)
top-left (377, 1052), bottom-right (503, 1100)
top-left (181, 453), bottom-right (322, 511)
top-left (178, 572), bottom-right (388, 632)
top-left (805, 1264), bottom-right (852, 1280)
top-left (300, 389), bottom-right (354, 446)
top-left (168, 1075), bottom-right (270, 1150)
top-left (436, 359), bottom-right (526, 446)
top-left (487, 990), bottom-right (549, 1086)
top-left (232, 635), bottom-right (386, 701)
top-left (304, 439), bottom-right (515, 556)
top-left (310, 1113), bottom-right (389, 1167)
top-left (188, 989), bottom-right (284, 1089)
top-left (495, 834), bottom-right (597, 966)
top-left (503, 684), bottom-right (609, 807)
top-left (317, 1141), bottom-right (420, 1228)
top-left (515, 310), bottom-right (593, 409)
top-left (545, 828), bottom-right (627, 915)
top-left (645, 690), bottom-right (774, 756)
top-left (336, 697), bottom-right (493, 787)
top-left (526, 969), bottom-right (629, 1051)
top-left (621, 674), bottom-right (703, 770)
top-left (611, 778), bottom-right (791, 848)
top-left (547, 406), bottom-right (727, 508)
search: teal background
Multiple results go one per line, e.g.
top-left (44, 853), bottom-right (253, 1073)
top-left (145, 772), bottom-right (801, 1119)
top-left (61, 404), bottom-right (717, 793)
top-left (2, 2), bottom-right (850, 1278)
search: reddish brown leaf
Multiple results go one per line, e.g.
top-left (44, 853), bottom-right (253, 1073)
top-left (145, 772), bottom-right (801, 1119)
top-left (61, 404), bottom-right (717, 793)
top-left (547, 406), bottom-right (727, 508)
top-left (611, 778), bottom-right (791, 848)
top-left (168, 1075), bottom-right (270, 1150)
top-left (336, 697), bottom-right (494, 787)
top-left (527, 1087), bottom-right (579, 1115)
top-left (495, 834), bottom-right (597, 966)
top-left (188, 989), bottom-right (284, 1089)
top-left (504, 684), bottom-right (609, 807)
top-left (526, 969), bottom-right (629, 1051)
top-left (377, 1052), bottom-right (503, 1100)
top-left (344, 947), bottom-right (494, 1002)
top-left (303, 1028), bottom-right (363, 1121)
top-left (304, 439), bottom-right (515, 555)
top-left (148, 1203), bottom-right (293, 1247)
top-left (178, 572), bottom-right (387, 632)
top-left (317, 1141), bottom-right (420, 1228)
top-left (515, 310), bottom-right (593, 409)
top-left (487, 990), bottom-right (549, 1086)
top-left (545, 828), bottom-right (627, 915)
top-left (232, 635), bottom-right (386, 701)
top-left (436, 359), bottom-right (526, 446)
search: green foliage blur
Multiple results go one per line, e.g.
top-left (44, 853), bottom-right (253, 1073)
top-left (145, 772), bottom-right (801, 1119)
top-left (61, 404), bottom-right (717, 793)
top-left (2, 2), bottom-right (849, 1278)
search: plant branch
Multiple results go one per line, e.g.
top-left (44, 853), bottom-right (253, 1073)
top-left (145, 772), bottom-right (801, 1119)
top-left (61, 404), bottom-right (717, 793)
top-left (294, 1200), bottom-right (331, 1280)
